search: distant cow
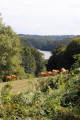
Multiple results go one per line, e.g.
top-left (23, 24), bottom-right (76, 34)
top-left (61, 68), bottom-right (69, 75)
top-left (47, 71), bottom-right (52, 76)
top-left (6, 76), bottom-right (12, 82)
top-left (6, 75), bottom-right (17, 82)
top-left (11, 75), bottom-right (17, 80)
top-left (40, 72), bottom-right (48, 77)
top-left (52, 70), bottom-right (60, 75)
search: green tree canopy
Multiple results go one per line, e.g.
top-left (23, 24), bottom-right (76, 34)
top-left (47, 38), bottom-right (80, 70)
top-left (0, 15), bottom-right (25, 80)
top-left (22, 47), bottom-right (36, 74)
top-left (31, 47), bottom-right (46, 76)
top-left (64, 37), bottom-right (80, 68)
top-left (22, 46), bottom-right (46, 76)
top-left (47, 44), bottom-right (65, 70)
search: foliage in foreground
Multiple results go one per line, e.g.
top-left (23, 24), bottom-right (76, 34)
top-left (0, 71), bottom-right (80, 120)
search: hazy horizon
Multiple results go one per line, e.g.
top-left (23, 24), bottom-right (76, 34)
top-left (18, 33), bottom-right (76, 36)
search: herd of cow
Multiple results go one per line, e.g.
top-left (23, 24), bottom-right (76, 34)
top-left (40, 68), bottom-right (69, 77)
top-left (5, 68), bottom-right (69, 82)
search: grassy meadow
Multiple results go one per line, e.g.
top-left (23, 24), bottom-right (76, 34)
top-left (0, 78), bottom-right (38, 95)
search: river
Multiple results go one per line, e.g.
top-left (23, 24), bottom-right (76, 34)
top-left (38, 49), bottom-right (52, 59)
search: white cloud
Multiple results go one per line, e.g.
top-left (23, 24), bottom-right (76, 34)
top-left (0, 0), bottom-right (80, 35)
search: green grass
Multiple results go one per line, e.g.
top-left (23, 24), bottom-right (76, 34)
top-left (0, 78), bottom-right (38, 95)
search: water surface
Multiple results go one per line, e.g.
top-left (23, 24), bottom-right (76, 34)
top-left (38, 49), bottom-right (51, 59)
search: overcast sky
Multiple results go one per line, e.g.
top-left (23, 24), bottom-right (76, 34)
top-left (0, 0), bottom-right (80, 35)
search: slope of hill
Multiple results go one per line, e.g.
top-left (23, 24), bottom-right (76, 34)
top-left (0, 78), bottom-right (38, 95)
top-left (0, 72), bottom-right (80, 120)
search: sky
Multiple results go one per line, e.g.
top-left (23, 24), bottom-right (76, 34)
top-left (0, 0), bottom-right (80, 35)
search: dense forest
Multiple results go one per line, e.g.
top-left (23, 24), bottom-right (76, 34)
top-left (19, 34), bottom-right (75, 51)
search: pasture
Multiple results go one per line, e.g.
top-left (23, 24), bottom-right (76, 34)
top-left (0, 78), bottom-right (38, 95)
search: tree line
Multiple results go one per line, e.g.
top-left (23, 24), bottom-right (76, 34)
top-left (19, 34), bottom-right (74, 51)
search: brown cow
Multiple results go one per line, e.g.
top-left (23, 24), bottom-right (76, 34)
top-left (6, 75), bottom-right (17, 82)
top-left (40, 72), bottom-right (48, 77)
top-left (6, 76), bottom-right (12, 82)
top-left (61, 68), bottom-right (69, 75)
top-left (52, 70), bottom-right (60, 75)
top-left (47, 71), bottom-right (52, 76)
top-left (11, 75), bottom-right (17, 80)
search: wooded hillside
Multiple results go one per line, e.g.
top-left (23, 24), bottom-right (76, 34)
top-left (19, 34), bottom-right (75, 51)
